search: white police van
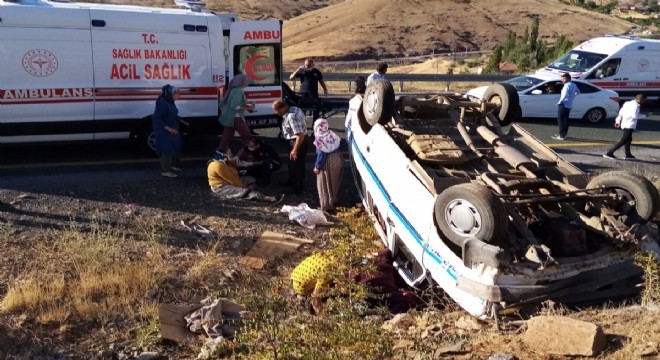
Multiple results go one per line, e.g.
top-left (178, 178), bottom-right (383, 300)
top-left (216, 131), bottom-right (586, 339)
top-left (0, 0), bottom-right (283, 150)
top-left (537, 35), bottom-right (660, 101)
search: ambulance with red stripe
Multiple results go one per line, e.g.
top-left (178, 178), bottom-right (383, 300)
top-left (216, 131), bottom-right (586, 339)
top-left (0, 0), bottom-right (283, 150)
top-left (537, 35), bottom-right (660, 103)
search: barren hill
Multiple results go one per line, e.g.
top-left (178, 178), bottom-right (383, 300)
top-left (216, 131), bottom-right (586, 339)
top-left (282, 0), bottom-right (634, 61)
top-left (84, 0), bottom-right (634, 62)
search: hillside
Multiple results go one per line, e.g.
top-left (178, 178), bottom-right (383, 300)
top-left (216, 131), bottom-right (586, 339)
top-left (83, 0), bottom-right (343, 20)
top-left (282, 0), bottom-right (634, 61)
top-left (83, 0), bottom-right (633, 62)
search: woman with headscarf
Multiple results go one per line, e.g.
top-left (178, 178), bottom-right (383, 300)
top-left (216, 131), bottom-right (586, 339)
top-left (152, 84), bottom-right (183, 178)
top-left (218, 74), bottom-right (254, 151)
top-left (312, 118), bottom-right (343, 214)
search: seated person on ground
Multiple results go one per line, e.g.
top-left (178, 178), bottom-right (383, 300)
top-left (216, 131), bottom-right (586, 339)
top-left (207, 147), bottom-right (283, 203)
top-left (235, 138), bottom-right (282, 187)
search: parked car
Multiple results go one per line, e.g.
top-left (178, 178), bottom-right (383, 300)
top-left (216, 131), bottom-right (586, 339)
top-left (466, 74), bottom-right (620, 124)
top-left (347, 79), bottom-right (659, 319)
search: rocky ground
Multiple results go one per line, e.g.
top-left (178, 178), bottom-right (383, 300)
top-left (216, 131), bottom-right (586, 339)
top-left (0, 166), bottom-right (361, 359)
top-left (1, 159), bottom-right (659, 359)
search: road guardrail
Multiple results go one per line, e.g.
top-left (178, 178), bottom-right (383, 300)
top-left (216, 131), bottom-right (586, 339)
top-left (285, 72), bottom-right (516, 93)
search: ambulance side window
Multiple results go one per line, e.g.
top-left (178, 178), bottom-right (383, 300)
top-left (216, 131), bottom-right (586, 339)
top-left (588, 58), bottom-right (621, 79)
top-left (233, 44), bottom-right (281, 86)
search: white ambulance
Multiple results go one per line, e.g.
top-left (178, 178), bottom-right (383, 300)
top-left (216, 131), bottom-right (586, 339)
top-left (0, 0), bottom-right (283, 150)
top-left (537, 35), bottom-right (660, 102)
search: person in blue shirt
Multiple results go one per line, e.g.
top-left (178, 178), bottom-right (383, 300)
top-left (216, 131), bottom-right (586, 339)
top-left (552, 73), bottom-right (580, 140)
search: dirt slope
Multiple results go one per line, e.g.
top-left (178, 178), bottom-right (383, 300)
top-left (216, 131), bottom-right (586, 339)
top-left (83, 0), bottom-right (343, 20)
top-left (77, 0), bottom-right (634, 62)
top-left (282, 0), bottom-right (633, 61)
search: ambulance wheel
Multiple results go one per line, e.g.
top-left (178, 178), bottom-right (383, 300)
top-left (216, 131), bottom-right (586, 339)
top-left (362, 79), bottom-right (395, 126)
top-left (138, 125), bottom-right (157, 154)
top-left (482, 83), bottom-right (519, 126)
top-left (435, 183), bottom-right (508, 246)
top-left (583, 107), bottom-right (606, 124)
top-left (587, 171), bottom-right (660, 221)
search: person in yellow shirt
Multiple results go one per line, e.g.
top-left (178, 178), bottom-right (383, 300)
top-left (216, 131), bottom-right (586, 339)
top-left (208, 147), bottom-right (283, 203)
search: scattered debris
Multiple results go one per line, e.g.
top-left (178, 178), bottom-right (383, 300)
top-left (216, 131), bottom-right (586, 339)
top-left (239, 231), bottom-right (314, 269)
top-left (136, 352), bottom-right (162, 360)
top-left (144, 288), bottom-right (159, 300)
top-left (393, 339), bottom-right (414, 350)
top-left (487, 354), bottom-right (518, 360)
top-left (159, 298), bottom-right (247, 343)
top-left (9, 193), bottom-right (33, 205)
top-left (382, 313), bottom-right (416, 332)
top-left (634, 341), bottom-right (658, 357)
top-left (181, 220), bottom-right (216, 239)
top-left (185, 298), bottom-right (246, 339)
top-left (281, 203), bottom-right (334, 229)
top-left (198, 337), bottom-right (226, 360)
top-left (454, 315), bottom-right (486, 331)
top-left (159, 303), bottom-right (203, 343)
top-left (434, 340), bottom-right (467, 356)
top-left (523, 315), bottom-right (607, 356)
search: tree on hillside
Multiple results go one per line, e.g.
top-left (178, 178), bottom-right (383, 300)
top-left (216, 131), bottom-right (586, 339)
top-left (530, 16), bottom-right (539, 51)
top-left (486, 46), bottom-right (503, 73)
top-left (483, 19), bottom-right (575, 74)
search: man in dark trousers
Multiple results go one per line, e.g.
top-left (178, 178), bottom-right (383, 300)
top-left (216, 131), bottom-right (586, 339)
top-left (551, 73), bottom-right (580, 140)
top-left (289, 58), bottom-right (328, 119)
top-left (603, 94), bottom-right (646, 160)
top-left (290, 58), bottom-right (328, 98)
top-left (272, 100), bottom-right (307, 194)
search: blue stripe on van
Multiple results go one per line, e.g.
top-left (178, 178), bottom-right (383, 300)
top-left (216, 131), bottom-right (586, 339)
top-left (348, 128), bottom-right (458, 281)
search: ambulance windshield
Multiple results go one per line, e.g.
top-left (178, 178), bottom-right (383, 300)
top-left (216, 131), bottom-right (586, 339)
top-left (547, 50), bottom-right (607, 73)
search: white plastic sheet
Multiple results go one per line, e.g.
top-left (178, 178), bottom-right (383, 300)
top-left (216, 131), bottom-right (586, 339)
top-left (280, 203), bottom-right (334, 229)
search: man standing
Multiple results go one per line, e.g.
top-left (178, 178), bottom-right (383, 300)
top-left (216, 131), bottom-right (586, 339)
top-left (289, 58), bottom-right (328, 98)
top-left (354, 75), bottom-right (367, 95)
top-left (366, 62), bottom-right (388, 86)
top-left (552, 73), bottom-right (580, 140)
top-left (603, 94), bottom-right (646, 160)
top-left (272, 100), bottom-right (307, 194)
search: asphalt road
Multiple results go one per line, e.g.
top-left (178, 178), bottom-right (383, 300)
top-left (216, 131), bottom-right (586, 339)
top-left (1, 104), bottom-right (658, 192)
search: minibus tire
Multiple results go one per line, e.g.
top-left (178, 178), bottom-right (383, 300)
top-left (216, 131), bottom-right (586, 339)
top-left (435, 183), bottom-right (508, 246)
top-left (362, 79), bottom-right (395, 126)
top-left (482, 83), bottom-right (519, 126)
top-left (587, 171), bottom-right (660, 221)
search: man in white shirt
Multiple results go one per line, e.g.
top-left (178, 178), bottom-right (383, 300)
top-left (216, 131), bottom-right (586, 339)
top-left (366, 62), bottom-right (388, 86)
top-left (272, 100), bottom-right (308, 194)
top-left (603, 94), bottom-right (646, 160)
top-left (551, 73), bottom-right (580, 140)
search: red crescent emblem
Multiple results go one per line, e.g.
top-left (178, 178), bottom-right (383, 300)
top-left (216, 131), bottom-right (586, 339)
top-left (244, 55), bottom-right (267, 81)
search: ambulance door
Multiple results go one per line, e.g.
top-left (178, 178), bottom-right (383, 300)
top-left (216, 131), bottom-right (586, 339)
top-left (228, 20), bottom-right (283, 128)
top-left (90, 9), bottom-right (215, 140)
top-left (0, 6), bottom-right (94, 143)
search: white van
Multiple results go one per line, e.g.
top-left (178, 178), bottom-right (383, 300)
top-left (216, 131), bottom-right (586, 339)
top-left (0, 0), bottom-right (283, 150)
top-left (536, 35), bottom-right (660, 101)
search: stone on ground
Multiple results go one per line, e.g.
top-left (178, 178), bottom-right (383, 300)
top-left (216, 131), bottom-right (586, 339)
top-left (523, 315), bottom-right (607, 356)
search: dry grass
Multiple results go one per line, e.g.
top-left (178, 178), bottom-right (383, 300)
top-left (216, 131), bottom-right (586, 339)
top-left (0, 217), bottom-right (170, 324)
